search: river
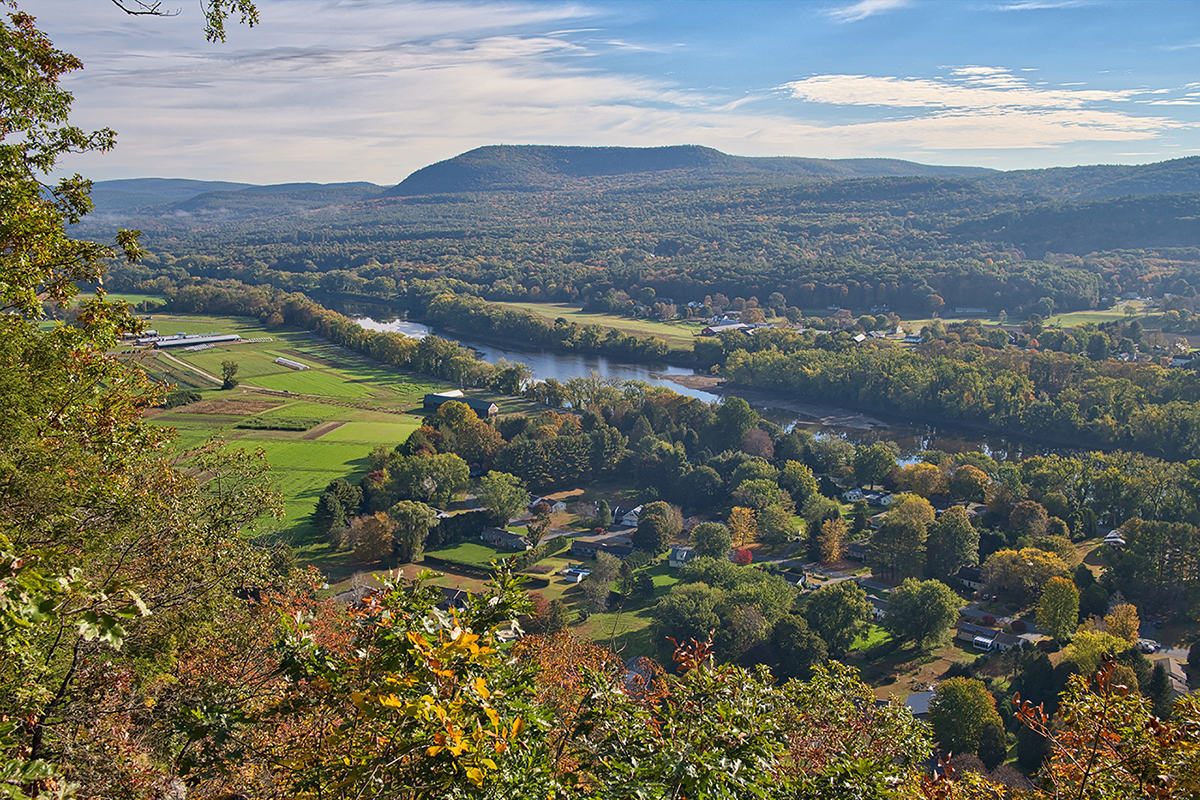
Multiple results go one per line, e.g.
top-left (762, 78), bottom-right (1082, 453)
top-left (355, 316), bottom-right (1066, 462)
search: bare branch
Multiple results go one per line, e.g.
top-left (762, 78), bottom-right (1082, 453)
top-left (109, 0), bottom-right (180, 17)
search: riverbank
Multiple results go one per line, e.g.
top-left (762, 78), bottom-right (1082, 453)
top-left (663, 375), bottom-right (890, 431)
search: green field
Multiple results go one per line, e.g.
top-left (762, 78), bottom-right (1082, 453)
top-left (425, 541), bottom-right (513, 567)
top-left (124, 311), bottom-right (490, 566)
top-left (493, 301), bottom-right (705, 349)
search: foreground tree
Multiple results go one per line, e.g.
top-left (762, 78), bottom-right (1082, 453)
top-left (0, 4), bottom-right (277, 794)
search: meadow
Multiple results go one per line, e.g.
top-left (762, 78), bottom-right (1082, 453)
top-left (491, 301), bottom-right (705, 349)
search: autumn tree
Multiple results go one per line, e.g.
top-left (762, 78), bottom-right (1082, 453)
top-left (982, 547), bottom-right (1069, 603)
top-left (350, 511), bottom-right (396, 564)
top-left (728, 506), bottom-right (758, 548)
top-left (818, 517), bottom-right (846, 564)
top-left (1009, 500), bottom-right (1049, 538)
top-left (1104, 603), bottom-right (1140, 644)
top-left (1037, 576), bottom-right (1081, 642)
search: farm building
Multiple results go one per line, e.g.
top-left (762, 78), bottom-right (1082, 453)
top-left (142, 333), bottom-right (242, 348)
top-left (423, 393), bottom-right (499, 418)
top-left (275, 357), bottom-right (309, 371)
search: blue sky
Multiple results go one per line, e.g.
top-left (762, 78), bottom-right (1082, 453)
top-left (25, 0), bottom-right (1200, 184)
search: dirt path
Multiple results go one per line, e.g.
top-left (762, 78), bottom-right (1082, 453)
top-left (301, 420), bottom-right (348, 440)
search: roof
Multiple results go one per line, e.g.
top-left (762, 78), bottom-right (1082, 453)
top-left (423, 394), bottom-right (499, 413)
top-left (599, 543), bottom-right (636, 557)
top-left (959, 623), bottom-right (995, 638)
top-left (669, 545), bottom-right (697, 563)
top-left (906, 691), bottom-right (935, 716)
top-left (955, 565), bottom-right (982, 582)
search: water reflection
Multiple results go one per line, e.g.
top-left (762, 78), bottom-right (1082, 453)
top-left (355, 316), bottom-right (1068, 461)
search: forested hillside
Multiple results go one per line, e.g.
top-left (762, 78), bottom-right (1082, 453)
top-left (85, 147), bottom-right (1200, 318)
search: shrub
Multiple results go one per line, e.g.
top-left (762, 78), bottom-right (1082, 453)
top-left (732, 548), bottom-right (753, 566)
top-left (165, 389), bottom-right (202, 408)
top-left (1011, 619), bottom-right (1027, 632)
top-left (981, 614), bottom-right (996, 626)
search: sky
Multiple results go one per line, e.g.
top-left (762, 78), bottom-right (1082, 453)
top-left (22, 0), bottom-right (1200, 185)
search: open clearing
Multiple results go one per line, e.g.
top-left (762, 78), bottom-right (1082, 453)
top-left (491, 301), bottom-right (705, 349)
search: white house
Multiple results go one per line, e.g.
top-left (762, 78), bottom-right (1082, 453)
top-left (621, 505), bottom-right (643, 527)
top-left (668, 545), bottom-right (698, 569)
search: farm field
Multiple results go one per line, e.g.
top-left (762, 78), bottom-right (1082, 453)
top-left (124, 311), bottom-right (504, 554)
top-left (491, 301), bottom-right (705, 349)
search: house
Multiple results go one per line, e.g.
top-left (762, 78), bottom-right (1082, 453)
top-left (954, 307), bottom-right (988, 315)
top-left (868, 512), bottom-right (888, 530)
top-left (954, 565), bottom-right (983, 591)
top-left (956, 623), bottom-right (1022, 652)
top-left (842, 488), bottom-right (865, 503)
top-left (621, 505), bottom-right (644, 527)
top-left (599, 543), bottom-right (636, 559)
top-left (560, 566), bottom-right (591, 584)
top-left (480, 527), bottom-right (531, 550)
top-left (438, 587), bottom-right (471, 612)
top-left (957, 623), bottom-right (995, 649)
top-left (700, 323), bottom-right (753, 336)
top-left (903, 335), bottom-right (923, 345)
top-left (1163, 658), bottom-right (1190, 700)
top-left (423, 393), bottom-right (499, 418)
top-left (530, 497), bottom-right (568, 514)
top-left (852, 333), bottom-right (867, 343)
top-left (570, 539), bottom-right (603, 559)
top-left (905, 691), bottom-right (935, 720)
top-left (846, 541), bottom-right (869, 561)
top-left (863, 492), bottom-right (895, 508)
top-left (668, 545), bottom-right (698, 569)
top-left (867, 595), bottom-right (888, 620)
top-left (1104, 529), bottom-right (1127, 549)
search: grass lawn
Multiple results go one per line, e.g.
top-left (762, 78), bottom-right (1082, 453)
top-left (425, 541), bottom-right (513, 568)
top-left (491, 301), bottom-right (702, 349)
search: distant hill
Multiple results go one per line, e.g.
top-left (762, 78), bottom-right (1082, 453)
top-left (88, 180), bottom-right (383, 220)
top-left (90, 178), bottom-right (256, 211)
top-left (384, 144), bottom-right (995, 195)
top-left (976, 157), bottom-right (1200, 200)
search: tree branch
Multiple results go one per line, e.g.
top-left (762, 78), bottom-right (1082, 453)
top-left (109, 0), bottom-right (180, 17)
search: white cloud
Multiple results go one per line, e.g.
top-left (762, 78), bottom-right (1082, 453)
top-left (823, 0), bottom-right (909, 24)
top-left (783, 71), bottom-right (1138, 111)
top-left (20, 0), bottom-right (1198, 182)
top-left (993, 1), bottom-right (1093, 10)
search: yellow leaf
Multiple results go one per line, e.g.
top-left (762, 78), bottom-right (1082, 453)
top-left (473, 676), bottom-right (490, 699)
